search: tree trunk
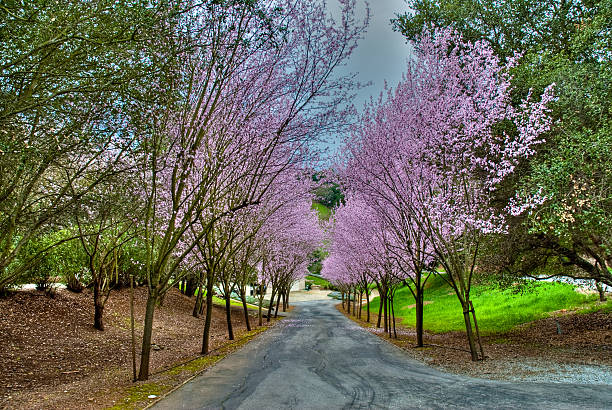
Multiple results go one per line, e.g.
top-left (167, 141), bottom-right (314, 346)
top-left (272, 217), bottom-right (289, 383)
top-left (462, 302), bottom-right (479, 361)
top-left (376, 289), bottom-right (383, 328)
top-left (470, 300), bottom-right (485, 360)
top-left (366, 289), bottom-right (370, 323)
top-left (258, 284), bottom-right (264, 326)
top-left (285, 290), bottom-right (290, 310)
top-left (185, 277), bottom-right (197, 297)
top-left (391, 292), bottom-right (397, 339)
top-left (415, 286), bottom-right (424, 347)
top-left (358, 290), bottom-right (363, 319)
top-left (241, 290), bottom-right (251, 331)
top-left (137, 290), bottom-right (158, 380)
top-left (596, 281), bottom-right (607, 302)
top-left (383, 291), bottom-right (388, 334)
top-left (266, 289), bottom-right (276, 322)
top-left (130, 275), bottom-right (136, 382)
top-left (93, 280), bottom-right (105, 331)
top-left (225, 293), bottom-right (234, 340)
top-left (342, 292), bottom-right (345, 310)
top-left (192, 284), bottom-right (203, 317)
top-left (347, 290), bottom-right (351, 314)
top-left (274, 291), bottom-right (281, 318)
top-left (201, 277), bottom-right (214, 355)
top-left (352, 289), bottom-right (357, 316)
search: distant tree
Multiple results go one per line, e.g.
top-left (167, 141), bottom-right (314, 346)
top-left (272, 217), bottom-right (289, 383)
top-left (314, 182), bottom-right (345, 209)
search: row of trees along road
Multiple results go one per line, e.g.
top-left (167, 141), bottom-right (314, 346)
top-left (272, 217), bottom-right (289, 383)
top-left (0, 0), bottom-right (366, 380)
top-left (394, 0), bottom-right (612, 299)
top-left (324, 29), bottom-right (554, 361)
top-left (326, 0), bottom-right (612, 362)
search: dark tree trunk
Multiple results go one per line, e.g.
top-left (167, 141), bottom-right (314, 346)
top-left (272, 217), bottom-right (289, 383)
top-left (258, 284), bottom-right (264, 326)
top-left (347, 290), bottom-right (351, 314)
top-left (391, 292), bottom-right (397, 338)
top-left (342, 292), bottom-right (345, 310)
top-left (225, 293), bottom-right (234, 340)
top-left (241, 290), bottom-right (251, 331)
top-left (366, 289), bottom-right (370, 323)
top-left (266, 289), bottom-right (276, 322)
top-left (383, 291), bottom-right (388, 334)
top-left (201, 277), bottom-right (214, 354)
top-left (376, 289), bottom-right (383, 328)
top-left (137, 289), bottom-right (158, 380)
top-left (274, 291), bottom-right (281, 318)
top-left (192, 284), bottom-right (203, 317)
top-left (130, 275), bottom-right (136, 382)
top-left (352, 289), bottom-right (357, 316)
top-left (462, 301), bottom-right (479, 361)
top-left (358, 290), bottom-right (363, 319)
top-left (470, 300), bottom-right (485, 359)
top-left (185, 277), bottom-right (197, 297)
top-left (415, 285), bottom-right (424, 347)
top-left (93, 280), bottom-right (104, 331)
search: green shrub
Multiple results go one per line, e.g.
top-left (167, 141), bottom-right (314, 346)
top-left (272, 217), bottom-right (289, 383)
top-left (16, 230), bottom-right (88, 293)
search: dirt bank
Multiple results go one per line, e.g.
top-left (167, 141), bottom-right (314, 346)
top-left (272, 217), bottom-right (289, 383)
top-left (0, 287), bottom-right (273, 409)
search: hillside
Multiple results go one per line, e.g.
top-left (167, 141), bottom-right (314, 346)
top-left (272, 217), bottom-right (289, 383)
top-left (0, 287), bottom-right (272, 409)
top-left (366, 275), bottom-right (610, 334)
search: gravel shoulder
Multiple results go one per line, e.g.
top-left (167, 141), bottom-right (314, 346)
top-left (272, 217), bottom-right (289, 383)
top-left (341, 303), bottom-right (612, 385)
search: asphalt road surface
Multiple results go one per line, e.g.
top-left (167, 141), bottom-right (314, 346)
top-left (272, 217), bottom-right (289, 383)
top-left (153, 299), bottom-right (612, 409)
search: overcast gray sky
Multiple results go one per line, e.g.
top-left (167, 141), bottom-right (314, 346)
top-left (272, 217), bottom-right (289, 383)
top-left (323, 0), bottom-right (413, 155)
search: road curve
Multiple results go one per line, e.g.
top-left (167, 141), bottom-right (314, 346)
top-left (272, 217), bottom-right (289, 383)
top-left (152, 299), bottom-right (612, 409)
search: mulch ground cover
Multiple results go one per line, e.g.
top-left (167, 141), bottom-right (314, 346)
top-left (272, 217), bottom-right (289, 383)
top-left (339, 304), bottom-right (612, 381)
top-left (0, 286), bottom-right (274, 409)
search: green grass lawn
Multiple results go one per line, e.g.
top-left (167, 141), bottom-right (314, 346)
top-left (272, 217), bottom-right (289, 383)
top-left (212, 295), bottom-right (263, 310)
top-left (365, 275), bottom-right (602, 334)
top-left (311, 201), bottom-right (331, 220)
top-left (176, 282), bottom-right (262, 310)
top-left (306, 274), bottom-right (332, 288)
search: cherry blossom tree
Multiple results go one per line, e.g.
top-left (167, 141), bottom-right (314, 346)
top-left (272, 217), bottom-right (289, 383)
top-left (339, 28), bottom-right (554, 360)
top-left (130, 0), bottom-right (365, 378)
top-left (323, 195), bottom-right (405, 336)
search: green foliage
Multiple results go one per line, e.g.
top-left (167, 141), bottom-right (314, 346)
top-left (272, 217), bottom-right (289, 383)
top-left (367, 275), bottom-right (597, 334)
top-left (118, 238), bottom-right (149, 286)
top-left (0, 0), bottom-right (179, 291)
top-left (313, 183), bottom-right (344, 209)
top-left (307, 246), bottom-right (327, 276)
top-left (16, 230), bottom-right (88, 291)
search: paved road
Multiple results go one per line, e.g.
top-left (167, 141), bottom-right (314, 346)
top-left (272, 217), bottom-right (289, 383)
top-left (153, 299), bottom-right (612, 409)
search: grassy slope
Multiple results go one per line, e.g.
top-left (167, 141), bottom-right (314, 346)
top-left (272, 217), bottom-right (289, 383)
top-left (366, 275), bottom-right (601, 334)
top-left (306, 275), bottom-right (332, 287)
top-left (311, 201), bottom-right (331, 220)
